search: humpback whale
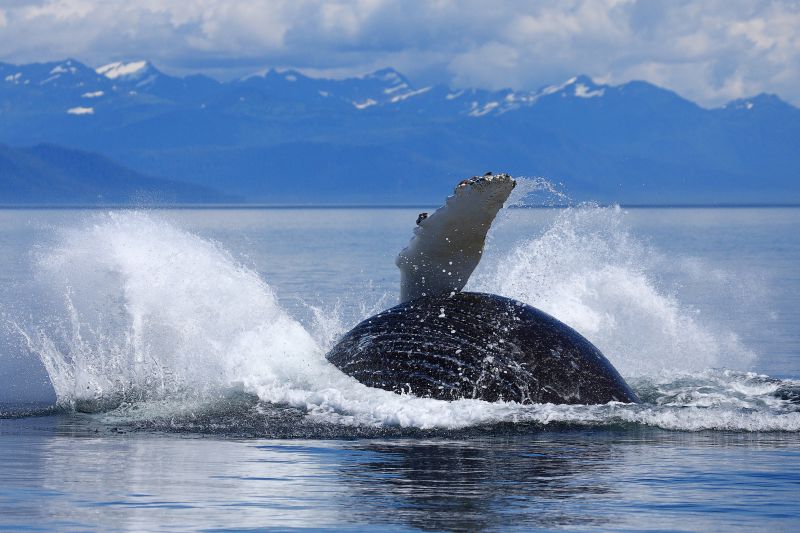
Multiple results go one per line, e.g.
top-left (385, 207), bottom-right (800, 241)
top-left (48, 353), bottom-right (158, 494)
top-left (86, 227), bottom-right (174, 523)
top-left (327, 174), bottom-right (638, 405)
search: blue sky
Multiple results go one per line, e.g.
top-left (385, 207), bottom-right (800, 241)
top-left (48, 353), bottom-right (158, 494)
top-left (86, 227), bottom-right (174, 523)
top-left (0, 0), bottom-right (798, 106)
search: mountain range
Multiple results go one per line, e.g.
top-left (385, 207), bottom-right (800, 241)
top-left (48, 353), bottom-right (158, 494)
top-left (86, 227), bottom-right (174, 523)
top-left (0, 143), bottom-right (230, 205)
top-left (1, 58), bottom-right (798, 204)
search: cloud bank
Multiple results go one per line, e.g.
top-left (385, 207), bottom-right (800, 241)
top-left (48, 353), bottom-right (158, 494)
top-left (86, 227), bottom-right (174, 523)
top-left (0, 0), bottom-right (798, 106)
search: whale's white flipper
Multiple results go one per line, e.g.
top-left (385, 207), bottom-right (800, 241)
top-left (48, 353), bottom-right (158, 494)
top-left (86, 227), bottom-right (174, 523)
top-left (396, 173), bottom-right (516, 303)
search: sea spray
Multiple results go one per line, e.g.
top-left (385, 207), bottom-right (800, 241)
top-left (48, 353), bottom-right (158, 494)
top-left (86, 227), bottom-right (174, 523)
top-left (10, 205), bottom-right (797, 432)
top-left (18, 211), bottom-right (326, 410)
top-left (472, 203), bottom-right (755, 375)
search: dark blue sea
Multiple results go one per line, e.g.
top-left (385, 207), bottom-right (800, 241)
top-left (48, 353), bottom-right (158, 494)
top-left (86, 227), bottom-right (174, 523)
top-left (1, 196), bottom-right (798, 530)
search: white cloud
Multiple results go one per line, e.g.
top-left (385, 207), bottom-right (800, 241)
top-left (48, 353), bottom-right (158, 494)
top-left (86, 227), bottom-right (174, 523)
top-left (0, 0), bottom-right (798, 106)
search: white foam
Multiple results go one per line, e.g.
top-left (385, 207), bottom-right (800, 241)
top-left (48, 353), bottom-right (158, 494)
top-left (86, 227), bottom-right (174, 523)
top-left (13, 208), bottom-right (797, 432)
top-left (20, 211), bottom-right (322, 408)
top-left (471, 204), bottom-right (755, 376)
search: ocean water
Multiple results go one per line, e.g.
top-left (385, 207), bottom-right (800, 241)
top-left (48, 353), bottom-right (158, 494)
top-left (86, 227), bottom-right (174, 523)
top-left (0, 198), bottom-right (799, 530)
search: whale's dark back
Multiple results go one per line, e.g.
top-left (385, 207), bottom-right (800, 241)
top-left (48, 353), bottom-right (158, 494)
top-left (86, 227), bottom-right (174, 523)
top-left (326, 292), bottom-right (638, 405)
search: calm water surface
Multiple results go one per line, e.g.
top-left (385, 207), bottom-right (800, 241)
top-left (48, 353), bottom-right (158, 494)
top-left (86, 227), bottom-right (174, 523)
top-left (0, 206), bottom-right (798, 531)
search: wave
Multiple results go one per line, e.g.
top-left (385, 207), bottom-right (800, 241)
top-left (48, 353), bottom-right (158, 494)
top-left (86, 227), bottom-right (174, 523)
top-left (8, 192), bottom-right (798, 433)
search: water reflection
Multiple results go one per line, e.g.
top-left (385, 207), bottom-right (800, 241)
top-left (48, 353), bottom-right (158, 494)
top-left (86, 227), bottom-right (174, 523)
top-left (2, 417), bottom-right (799, 532)
top-left (335, 437), bottom-right (618, 531)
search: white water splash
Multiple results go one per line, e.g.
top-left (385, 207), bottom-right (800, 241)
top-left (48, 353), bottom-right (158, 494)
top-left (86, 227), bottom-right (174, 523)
top-left (11, 207), bottom-right (796, 432)
top-left (18, 211), bottom-right (326, 410)
top-left (472, 204), bottom-right (755, 376)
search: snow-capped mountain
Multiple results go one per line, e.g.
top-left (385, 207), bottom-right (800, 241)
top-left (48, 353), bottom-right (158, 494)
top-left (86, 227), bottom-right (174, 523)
top-left (0, 58), bottom-right (798, 204)
top-left (0, 60), bottom-right (619, 118)
top-left (96, 60), bottom-right (152, 80)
